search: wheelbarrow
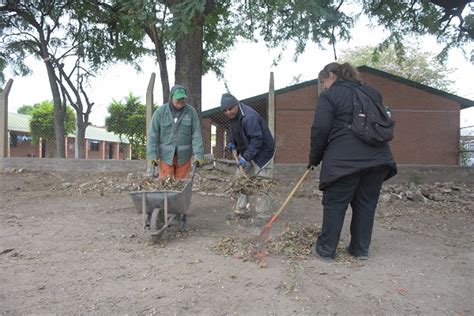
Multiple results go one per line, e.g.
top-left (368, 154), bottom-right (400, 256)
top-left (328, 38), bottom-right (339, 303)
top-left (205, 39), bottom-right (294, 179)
top-left (129, 164), bottom-right (196, 242)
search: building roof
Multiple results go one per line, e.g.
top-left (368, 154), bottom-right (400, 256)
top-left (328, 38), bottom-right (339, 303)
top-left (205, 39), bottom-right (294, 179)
top-left (8, 112), bottom-right (31, 133)
top-left (202, 66), bottom-right (474, 117)
top-left (358, 66), bottom-right (474, 109)
top-left (8, 112), bottom-right (129, 143)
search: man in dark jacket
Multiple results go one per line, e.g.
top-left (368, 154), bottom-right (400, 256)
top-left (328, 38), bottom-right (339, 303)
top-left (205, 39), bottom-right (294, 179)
top-left (308, 62), bottom-right (397, 262)
top-left (221, 92), bottom-right (276, 223)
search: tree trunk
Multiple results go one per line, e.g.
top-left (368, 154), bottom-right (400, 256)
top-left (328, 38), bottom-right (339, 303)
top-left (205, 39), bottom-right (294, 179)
top-left (145, 24), bottom-right (170, 104)
top-left (76, 118), bottom-right (87, 159)
top-left (175, 14), bottom-right (204, 115)
top-left (45, 61), bottom-right (65, 158)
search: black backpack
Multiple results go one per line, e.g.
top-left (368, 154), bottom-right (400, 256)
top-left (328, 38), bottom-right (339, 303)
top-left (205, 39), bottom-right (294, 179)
top-left (345, 84), bottom-right (395, 146)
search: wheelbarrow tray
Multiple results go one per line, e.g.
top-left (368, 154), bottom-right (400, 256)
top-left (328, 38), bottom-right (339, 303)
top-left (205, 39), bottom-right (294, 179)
top-left (129, 178), bottom-right (193, 215)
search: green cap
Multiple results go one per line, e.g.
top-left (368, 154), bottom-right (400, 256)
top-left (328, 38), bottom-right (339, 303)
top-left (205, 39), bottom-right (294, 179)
top-left (172, 88), bottom-right (187, 100)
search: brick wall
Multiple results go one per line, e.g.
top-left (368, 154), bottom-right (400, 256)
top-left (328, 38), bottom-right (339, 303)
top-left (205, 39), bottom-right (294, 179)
top-left (273, 71), bottom-right (461, 165)
top-left (275, 85), bottom-right (316, 163)
top-left (9, 132), bottom-right (37, 157)
top-left (361, 71), bottom-right (460, 165)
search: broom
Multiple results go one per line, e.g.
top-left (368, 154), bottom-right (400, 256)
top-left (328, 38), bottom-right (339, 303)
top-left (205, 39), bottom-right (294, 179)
top-left (253, 168), bottom-right (312, 262)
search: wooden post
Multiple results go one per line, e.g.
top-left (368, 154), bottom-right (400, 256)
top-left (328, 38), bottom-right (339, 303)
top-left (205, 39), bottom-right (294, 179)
top-left (268, 72), bottom-right (275, 177)
top-left (64, 137), bottom-right (68, 159)
top-left (85, 139), bottom-right (88, 159)
top-left (0, 79), bottom-right (13, 158)
top-left (146, 73), bottom-right (156, 173)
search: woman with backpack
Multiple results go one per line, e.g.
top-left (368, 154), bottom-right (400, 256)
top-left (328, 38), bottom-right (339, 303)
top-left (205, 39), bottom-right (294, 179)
top-left (307, 62), bottom-right (398, 262)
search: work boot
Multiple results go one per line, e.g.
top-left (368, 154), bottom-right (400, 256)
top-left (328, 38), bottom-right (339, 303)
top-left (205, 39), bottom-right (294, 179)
top-left (346, 246), bottom-right (368, 260)
top-left (236, 194), bottom-right (249, 210)
top-left (254, 193), bottom-right (271, 226)
top-left (311, 246), bottom-right (334, 263)
top-left (256, 194), bottom-right (271, 214)
top-left (252, 215), bottom-right (269, 227)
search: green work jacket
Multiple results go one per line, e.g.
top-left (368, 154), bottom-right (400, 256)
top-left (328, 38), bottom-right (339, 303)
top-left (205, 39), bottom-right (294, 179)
top-left (147, 103), bottom-right (204, 165)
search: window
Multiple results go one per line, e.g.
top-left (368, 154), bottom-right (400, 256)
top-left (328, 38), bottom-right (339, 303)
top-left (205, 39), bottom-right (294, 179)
top-left (89, 140), bottom-right (100, 151)
top-left (10, 133), bottom-right (17, 147)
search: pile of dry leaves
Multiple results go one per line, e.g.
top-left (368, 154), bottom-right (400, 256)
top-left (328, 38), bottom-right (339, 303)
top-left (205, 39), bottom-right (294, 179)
top-left (212, 222), bottom-right (321, 263)
top-left (140, 176), bottom-right (187, 191)
top-left (224, 176), bottom-right (277, 198)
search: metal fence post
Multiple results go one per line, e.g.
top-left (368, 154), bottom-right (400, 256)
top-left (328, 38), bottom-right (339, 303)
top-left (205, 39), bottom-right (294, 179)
top-left (268, 72), bottom-right (275, 177)
top-left (0, 79), bottom-right (13, 158)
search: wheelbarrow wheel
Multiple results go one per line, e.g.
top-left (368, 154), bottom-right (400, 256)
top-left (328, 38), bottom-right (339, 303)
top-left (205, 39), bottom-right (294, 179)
top-left (151, 232), bottom-right (164, 243)
top-left (150, 208), bottom-right (164, 232)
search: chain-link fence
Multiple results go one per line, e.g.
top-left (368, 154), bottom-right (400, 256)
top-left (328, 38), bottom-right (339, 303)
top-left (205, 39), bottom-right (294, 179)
top-left (7, 111), bottom-right (132, 159)
top-left (201, 80), bottom-right (320, 166)
top-left (201, 95), bottom-right (271, 161)
top-left (460, 125), bottom-right (474, 166)
top-left (4, 74), bottom-right (473, 168)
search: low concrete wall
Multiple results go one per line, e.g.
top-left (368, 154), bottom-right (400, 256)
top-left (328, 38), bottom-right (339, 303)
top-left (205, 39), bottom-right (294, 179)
top-left (1, 158), bottom-right (473, 184)
top-left (273, 164), bottom-right (474, 185)
top-left (0, 157), bottom-right (146, 173)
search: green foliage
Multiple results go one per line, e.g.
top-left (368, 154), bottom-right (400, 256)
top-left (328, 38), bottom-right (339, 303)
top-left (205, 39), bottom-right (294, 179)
top-left (340, 44), bottom-right (455, 91)
top-left (29, 101), bottom-right (76, 145)
top-left (17, 104), bottom-right (38, 115)
top-left (105, 93), bottom-right (150, 159)
top-left (235, 0), bottom-right (354, 59)
top-left (362, 1), bottom-right (473, 62)
top-left (202, 1), bottom-right (238, 77)
top-left (0, 1), bottom-right (148, 86)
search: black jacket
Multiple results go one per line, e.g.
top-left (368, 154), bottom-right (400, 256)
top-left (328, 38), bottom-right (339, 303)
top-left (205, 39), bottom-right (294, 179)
top-left (228, 103), bottom-right (275, 168)
top-left (309, 79), bottom-right (397, 190)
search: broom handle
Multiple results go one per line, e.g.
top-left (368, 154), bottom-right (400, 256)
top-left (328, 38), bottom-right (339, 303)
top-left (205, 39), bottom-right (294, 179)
top-left (268, 169), bottom-right (311, 225)
top-left (232, 149), bottom-right (248, 178)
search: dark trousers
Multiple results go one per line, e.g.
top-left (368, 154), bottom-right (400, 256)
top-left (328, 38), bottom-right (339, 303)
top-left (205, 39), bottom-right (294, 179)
top-left (315, 166), bottom-right (390, 259)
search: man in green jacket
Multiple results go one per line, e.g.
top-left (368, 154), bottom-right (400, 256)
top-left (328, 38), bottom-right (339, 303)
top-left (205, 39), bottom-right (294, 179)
top-left (147, 85), bottom-right (204, 179)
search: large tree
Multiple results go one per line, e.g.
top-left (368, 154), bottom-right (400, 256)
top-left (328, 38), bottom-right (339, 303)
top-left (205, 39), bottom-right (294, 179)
top-left (0, 0), bottom-right (145, 158)
top-left (340, 44), bottom-right (455, 91)
top-left (112, 0), bottom-right (237, 110)
top-left (109, 0), bottom-right (472, 114)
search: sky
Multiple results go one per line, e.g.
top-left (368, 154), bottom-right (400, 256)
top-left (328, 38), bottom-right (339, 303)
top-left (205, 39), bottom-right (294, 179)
top-left (3, 16), bottom-right (474, 130)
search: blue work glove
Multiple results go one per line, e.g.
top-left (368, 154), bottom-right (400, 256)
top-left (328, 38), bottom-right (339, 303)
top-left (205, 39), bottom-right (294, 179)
top-left (238, 157), bottom-right (247, 168)
top-left (227, 143), bottom-right (236, 151)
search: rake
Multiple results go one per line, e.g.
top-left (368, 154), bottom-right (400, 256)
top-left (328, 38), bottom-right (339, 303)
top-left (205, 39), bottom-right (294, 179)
top-left (253, 168), bottom-right (312, 263)
top-left (232, 149), bottom-right (248, 178)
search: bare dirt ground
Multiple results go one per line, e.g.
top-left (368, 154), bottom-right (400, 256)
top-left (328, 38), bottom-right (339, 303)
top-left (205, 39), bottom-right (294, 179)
top-left (1, 167), bottom-right (473, 315)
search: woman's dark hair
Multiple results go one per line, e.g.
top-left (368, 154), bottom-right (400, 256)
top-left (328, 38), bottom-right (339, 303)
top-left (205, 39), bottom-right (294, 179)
top-left (318, 62), bottom-right (360, 81)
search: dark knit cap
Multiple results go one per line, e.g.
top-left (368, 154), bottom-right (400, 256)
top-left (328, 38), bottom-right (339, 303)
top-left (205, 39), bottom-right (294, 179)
top-left (220, 93), bottom-right (239, 110)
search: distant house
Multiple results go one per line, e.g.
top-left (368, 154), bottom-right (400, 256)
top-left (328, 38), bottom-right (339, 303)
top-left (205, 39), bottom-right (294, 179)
top-left (8, 112), bottom-right (131, 159)
top-left (202, 66), bottom-right (474, 165)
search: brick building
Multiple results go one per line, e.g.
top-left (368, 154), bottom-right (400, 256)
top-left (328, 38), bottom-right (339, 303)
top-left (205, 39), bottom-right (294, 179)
top-left (8, 112), bottom-right (131, 159)
top-left (202, 66), bottom-right (474, 165)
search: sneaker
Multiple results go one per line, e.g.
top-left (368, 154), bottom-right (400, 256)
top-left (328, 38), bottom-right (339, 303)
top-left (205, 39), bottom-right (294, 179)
top-left (311, 247), bottom-right (334, 263)
top-left (346, 246), bottom-right (368, 260)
